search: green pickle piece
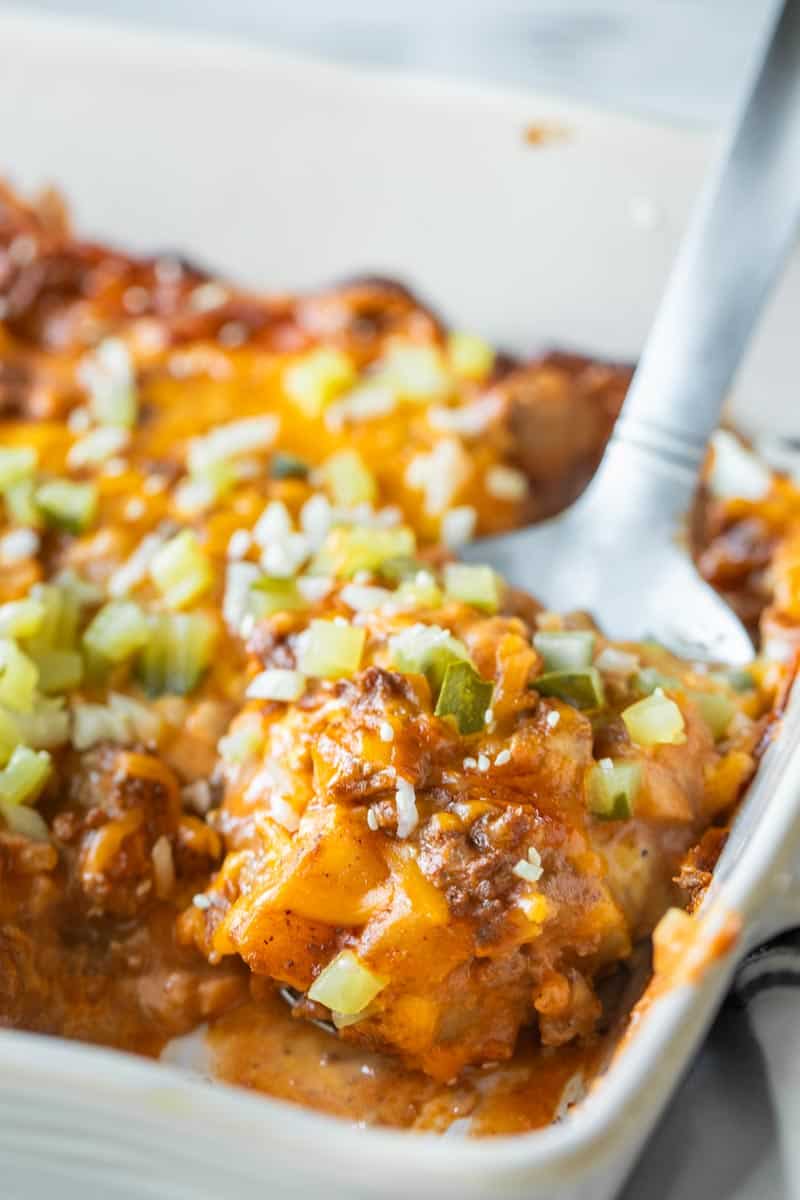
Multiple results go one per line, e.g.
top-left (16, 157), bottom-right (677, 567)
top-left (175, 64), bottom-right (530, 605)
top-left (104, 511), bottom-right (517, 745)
top-left (533, 631), bottom-right (595, 672)
top-left (688, 690), bottom-right (737, 740)
top-left (136, 612), bottom-right (217, 697)
top-left (635, 667), bottom-right (680, 696)
top-left (434, 660), bottom-right (494, 734)
top-left (270, 452), bottom-right (310, 481)
top-left (35, 479), bottom-right (97, 534)
top-left (377, 556), bottom-right (428, 585)
top-left (534, 667), bottom-right (605, 711)
top-left (250, 576), bottom-right (308, 618)
top-left (587, 760), bottom-right (641, 820)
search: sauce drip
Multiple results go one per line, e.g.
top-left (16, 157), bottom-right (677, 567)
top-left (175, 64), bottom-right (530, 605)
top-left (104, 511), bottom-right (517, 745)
top-left (206, 994), bottom-right (602, 1136)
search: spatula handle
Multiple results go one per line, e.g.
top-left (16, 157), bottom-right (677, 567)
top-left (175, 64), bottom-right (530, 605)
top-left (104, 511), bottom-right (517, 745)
top-left (610, 0), bottom-right (800, 477)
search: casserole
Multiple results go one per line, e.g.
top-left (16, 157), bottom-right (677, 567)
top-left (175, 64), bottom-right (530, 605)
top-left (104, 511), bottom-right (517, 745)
top-left (1, 10), bottom-right (799, 1199)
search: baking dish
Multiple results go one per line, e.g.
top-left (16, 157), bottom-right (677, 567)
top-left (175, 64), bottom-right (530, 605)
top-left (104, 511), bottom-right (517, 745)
top-left (1, 10), bottom-right (799, 1199)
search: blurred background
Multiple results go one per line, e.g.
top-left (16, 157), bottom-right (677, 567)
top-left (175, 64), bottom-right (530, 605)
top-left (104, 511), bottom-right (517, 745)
top-left (0, 0), bottom-right (779, 124)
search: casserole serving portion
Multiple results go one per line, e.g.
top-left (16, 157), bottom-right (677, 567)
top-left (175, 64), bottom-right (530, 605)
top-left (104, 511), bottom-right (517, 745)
top-left (0, 183), bottom-right (796, 1138)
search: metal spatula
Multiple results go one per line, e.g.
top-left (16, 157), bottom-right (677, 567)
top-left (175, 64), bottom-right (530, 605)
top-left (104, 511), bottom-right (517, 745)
top-left (463, 0), bottom-right (800, 665)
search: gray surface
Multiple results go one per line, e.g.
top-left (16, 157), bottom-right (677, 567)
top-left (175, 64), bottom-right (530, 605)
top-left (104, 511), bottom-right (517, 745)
top-left (0, 0), bottom-right (781, 124)
top-left (0, 2), bottom-right (790, 1197)
top-left (621, 998), bottom-right (786, 1200)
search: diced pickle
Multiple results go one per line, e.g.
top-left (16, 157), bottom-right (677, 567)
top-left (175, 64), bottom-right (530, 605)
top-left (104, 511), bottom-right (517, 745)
top-left (434, 660), bottom-right (494, 734)
top-left (298, 620), bottom-right (365, 679)
top-left (36, 479), bottom-right (97, 534)
top-left (587, 760), bottom-right (640, 820)
top-left (622, 692), bottom-right (686, 746)
top-left (535, 667), bottom-right (605, 711)
top-left (534, 631), bottom-right (595, 672)
top-left (136, 612), bottom-right (218, 696)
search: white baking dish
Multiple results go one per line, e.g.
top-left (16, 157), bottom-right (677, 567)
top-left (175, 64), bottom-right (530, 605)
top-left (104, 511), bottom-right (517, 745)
top-left (1, 11), bottom-right (799, 1199)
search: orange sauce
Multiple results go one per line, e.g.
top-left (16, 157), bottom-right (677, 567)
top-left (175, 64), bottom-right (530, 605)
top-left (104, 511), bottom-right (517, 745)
top-left (207, 993), bottom-right (602, 1136)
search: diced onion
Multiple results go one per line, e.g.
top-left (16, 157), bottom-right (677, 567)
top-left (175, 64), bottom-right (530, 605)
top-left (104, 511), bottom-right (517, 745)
top-left (246, 669), bottom-right (307, 702)
top-left (299, 494), bottom-right (333, 550)
top-left (174, 462), bottom-right (236, 515)
top-left (71, 692), bottom-right (160, 751)
top-left (67, 426), bottom-right (129, 469)
top-left (406, 440), bottom-right (469, 517)
top-left (428, 396), bottom-right (500, 437)
top-left (513, 847), bottom-right (544, 883)
top-left (260, 532), bottom-right (310, 579)
top-left (79, 338), bottom-right (138, 428)
top-left (12, 698), bottom-right (70, 750)
top-left (188, 416), bottom-right (279, 473)
top-left (108, 692), bottom-right (163, 744)
top-left (485, 464), bottom-right (528, 501)
top-left (325, 382), bottom-right (397, 429)
top-left (71, 701), bottom-right (130, 751)
top-left (252, 500), bottom-right (292, 548)
top-left (395, 776), bottom-right (419, 838)
top-left (108, 532), bottom-right (166, 598)
top-left (339, 584), bottom-right (392, 612)
top-left (0, 525), bottom-right (40, 559)
top-left (297, 575), bottom-right (334, 603)
top-left (440, 505), bottom-right (477, 549)
top-left (595, 647), bottom-right (640, 677)
top-left (223, 562), bottom-right (261, 634)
